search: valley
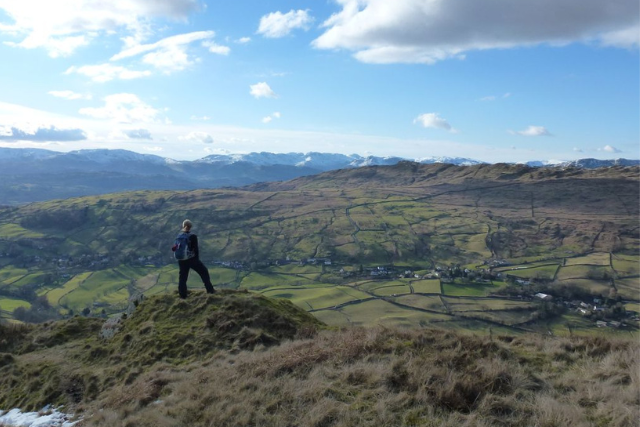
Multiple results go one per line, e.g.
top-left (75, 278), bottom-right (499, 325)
top-left (0, 162), bottom-right (638, 335)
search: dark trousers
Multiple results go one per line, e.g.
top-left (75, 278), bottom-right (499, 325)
top-left (178, 258), bottom-right (214, 298)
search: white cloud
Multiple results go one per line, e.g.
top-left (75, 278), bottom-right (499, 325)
top-left (123, 129), bottom-right (153, 139)
top-left (312, 0), bottom-right (640, 64)
top-left (262, 112), bottom-right (282, 124)
top-left (413, 113), bottom-right (456, 132)
top-left (190, 115), bottom-right (211, 121)
top-left (179, 131), bottom-right (214, 144)
top-left (112, 31), bottom-right (214, 60)
top-left (79, 93), bottom-right (159, 123)
top-left (600, 26), bottom-right (640, 48)
top-left (511, 126), bottom-right (552, 137)
top-left (4, 35), bottom-right (89, 58)
top-left (237, 37), bottom-right (251, 44)
top-left (0, 0), bottom-right (199, 57)
top-left (250, 82), bottom-right (277, 99)
top-left (0, 125), bottom-right (86, 142)
top-left (142, 45), bottom-right (193, 72)
top-left (479, 96), bottom-right (496, 102)
top-left (48, 90), bottom-right (92, 100)
top-left (65, 64), bottom-right (151, 83)
top-left (601, 145), bottom-right (622, 153)
top-left (203, 40), bottom-right (230, 55)
top-left (110, 31), bottom-right (226, 73)
top-left (258, 10), bottom-right (314, 38)
top-left (573, 147), bottom-right (583, 152)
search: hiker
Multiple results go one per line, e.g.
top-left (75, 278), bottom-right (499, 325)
top-left (172, 219), bottom-right (215, 299)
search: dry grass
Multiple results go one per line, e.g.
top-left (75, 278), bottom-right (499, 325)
top-left (78, 327), bottom-right (640, 427)
top-left (3, 293), bottom-right (638, 426)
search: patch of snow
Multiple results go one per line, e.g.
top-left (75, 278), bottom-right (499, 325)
top-left (0, 407), bottom-right (78, 427)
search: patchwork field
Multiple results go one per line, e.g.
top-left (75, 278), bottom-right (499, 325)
top-left (0, 163), bottom-right (637, 332)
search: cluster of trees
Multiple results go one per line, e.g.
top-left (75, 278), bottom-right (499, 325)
top-left (21, 207), bottom-right (90, 231)
top-left (13, 296), bottom-right (59, 323)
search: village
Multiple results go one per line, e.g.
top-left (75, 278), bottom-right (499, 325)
top-left (2, 245), bottom-right (637, 332)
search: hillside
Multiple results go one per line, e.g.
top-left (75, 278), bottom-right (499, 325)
top-left (0, 162), bottom-right (638, 332)
top-left (0, 292), bottom-right (638, 427)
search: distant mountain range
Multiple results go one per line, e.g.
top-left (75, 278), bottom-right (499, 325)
top-left (0, 147), bottom-right (637, 205)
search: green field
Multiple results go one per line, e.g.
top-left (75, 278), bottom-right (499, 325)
top-left (460, 309), bottom-right (533, 326)
top-left (0, 297), bottom-right (31, 312)
top-left (411, 279), bottom-right (441, 294)
top-left (9, 272), bottom-right (48, 288)
top-left (46, 272), bottom-right (93, 305)
top-left (394, 294), bottom-right (446, 312)
top-left (262, 285), bottom-right (370, 310)
top-left (209, 267), bottom-right (240, 285)
top-left (615, 279), bottom-right (640, 300)
top-left (371, 284), bottom-right (411, 297)
top-left (314, 299), bottom-right (452, 327)
top-left (565, 252), bottom-right (611, 266)
top-left (555, 278), bottom-right (613, 295)
top-left (0, 224), bottom-right (45, 239)
top-left (0, 266), bottom-right (28, 287)
top-left (443, 297), bottom-right (534, 312)
top-left (59, 269), bottom-right (131, 312)
top-left (442, 280), bottom-right (504, 297)
top-left (498, 264), bottom-right (559, 280)
top-left (240, 272), bottom-right (308, 290)
top-left (543, 314), bottom-right (636, 337)
top-left (612, 254), bottom-right (640, 277)
top-left (556, 265), bottom-right (613, 281)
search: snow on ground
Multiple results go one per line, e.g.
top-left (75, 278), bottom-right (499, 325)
top-left (0, 408), bottom-right (78, 427)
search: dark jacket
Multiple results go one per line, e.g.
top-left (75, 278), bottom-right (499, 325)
top-left (187, 233), bottom-right (199, 259)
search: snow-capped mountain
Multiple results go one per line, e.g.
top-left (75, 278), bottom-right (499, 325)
top-left (195, 152), bottom-right (483, 169)
top-left (523, 158), bottom-right (640, 168)
top-left (64, 149), bottom-right (173, 165)
top-left (0, 147), bottom-right (636, 205)
top-left (559, 158), bottom-right (640, 168)
top-left (416, 156), bottom-right (484, 166)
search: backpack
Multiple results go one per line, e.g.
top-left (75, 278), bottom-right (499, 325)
top-left (173, 232), bottom-right (195, 260)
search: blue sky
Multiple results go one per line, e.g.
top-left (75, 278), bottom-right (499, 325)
top-left (0, 0), bottom-right (638, 162)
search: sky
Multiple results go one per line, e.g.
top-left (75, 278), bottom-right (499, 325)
top-left (0, 0), bottom-right (638, 162)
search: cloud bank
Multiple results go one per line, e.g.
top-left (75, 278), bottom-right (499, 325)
top-left (0, 0), bottom-right (199, 57)
top-left (313, 0), bottom-right (639, 64)
top-left (179, 131), bottom-right (213, 144)
top-left (0, 125), bottom-right (86, 142)
top-left (123, 129), bottom-right (153, 140)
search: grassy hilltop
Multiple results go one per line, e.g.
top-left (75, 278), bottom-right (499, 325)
top-left (0, 162), bottom-right (638, 332)
top-left (0, 291), bottom-right (638, 427)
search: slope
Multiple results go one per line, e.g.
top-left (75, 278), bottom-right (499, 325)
top-left (0, 292), bottom-right (638, 427)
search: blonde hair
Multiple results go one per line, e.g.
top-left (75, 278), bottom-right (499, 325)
top-left (182, 219), bottom-right (193, 231)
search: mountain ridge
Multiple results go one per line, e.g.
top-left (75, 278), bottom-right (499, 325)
top-left (2, 147), bottom-right (637, 169)
top-left (0, 147), bottom-right (637, 205)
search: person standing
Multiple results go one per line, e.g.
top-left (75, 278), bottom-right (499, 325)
top-left (172, 219), bottom-right (215, 298)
